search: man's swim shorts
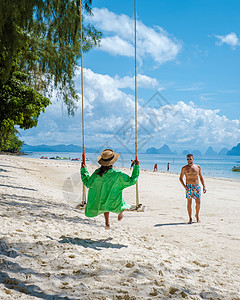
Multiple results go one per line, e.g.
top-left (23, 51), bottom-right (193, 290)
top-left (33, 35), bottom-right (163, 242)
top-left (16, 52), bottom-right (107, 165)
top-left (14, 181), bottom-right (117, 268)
top-left (186, 184), bottom-right (201, 199)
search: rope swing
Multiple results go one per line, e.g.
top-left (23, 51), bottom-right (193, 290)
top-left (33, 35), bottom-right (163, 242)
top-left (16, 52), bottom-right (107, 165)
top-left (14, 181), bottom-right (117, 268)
top-left (78, 0), bottom-right (143, 211)
top-left (79, 0), bottom-right (87, 207)
top-left (134, 0), bottom-right (140, 208)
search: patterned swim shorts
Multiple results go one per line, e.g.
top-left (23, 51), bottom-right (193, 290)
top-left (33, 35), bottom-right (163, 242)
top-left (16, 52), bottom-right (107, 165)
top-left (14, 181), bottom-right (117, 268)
top-left (186, 184), bottom-right (201, 199)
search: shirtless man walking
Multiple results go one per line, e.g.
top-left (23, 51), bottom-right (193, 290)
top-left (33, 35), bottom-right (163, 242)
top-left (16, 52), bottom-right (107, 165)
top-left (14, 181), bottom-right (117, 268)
top-left (179, 154), bottom-right (206, 224)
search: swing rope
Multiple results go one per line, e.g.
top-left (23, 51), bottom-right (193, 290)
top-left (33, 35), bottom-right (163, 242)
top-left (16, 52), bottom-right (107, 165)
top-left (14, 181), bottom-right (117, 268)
top-left (134, 0), bottom-right (140, 207)
top-left (80, 0), bottom-right (87, 206)
top-left (78, 0), bottom-right (141, 210)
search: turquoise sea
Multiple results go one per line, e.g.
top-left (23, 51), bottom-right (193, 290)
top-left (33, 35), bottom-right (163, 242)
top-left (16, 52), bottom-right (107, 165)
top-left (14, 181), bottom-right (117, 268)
top-left (24, 152), bottom-right (240, 180)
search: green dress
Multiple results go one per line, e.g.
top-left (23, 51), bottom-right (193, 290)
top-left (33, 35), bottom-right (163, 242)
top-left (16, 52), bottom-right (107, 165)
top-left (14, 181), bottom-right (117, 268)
top-left (81, 165), bottom-right (140, 217)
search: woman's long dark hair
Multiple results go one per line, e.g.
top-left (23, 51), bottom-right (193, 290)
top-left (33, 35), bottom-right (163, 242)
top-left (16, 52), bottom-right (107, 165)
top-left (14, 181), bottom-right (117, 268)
top-left (97, 165), bottom-right (113, 177)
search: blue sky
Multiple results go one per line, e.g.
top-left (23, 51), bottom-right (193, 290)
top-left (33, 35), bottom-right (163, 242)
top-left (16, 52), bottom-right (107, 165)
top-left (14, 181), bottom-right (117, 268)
top-left (19, 0), bottom-right (240, 153)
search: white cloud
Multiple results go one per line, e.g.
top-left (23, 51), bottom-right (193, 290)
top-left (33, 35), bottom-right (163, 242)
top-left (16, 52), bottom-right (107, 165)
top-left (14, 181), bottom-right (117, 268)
top-left (74, 68), bottom-right (158, 124)
top-left (140, 101), bottom-right (240, 150)
top-left (19, 68), bottom-right (160, 146)
top-left (100, 36), bottom-right (134, 57)
top-left (215, 32), bottom-right (239, 48)
top-left (85, 8), bottom-right (182, 65)
top-left (199, 93), bottom-right (216, 102)
top-left (19, 69), bottom-right (240, 152)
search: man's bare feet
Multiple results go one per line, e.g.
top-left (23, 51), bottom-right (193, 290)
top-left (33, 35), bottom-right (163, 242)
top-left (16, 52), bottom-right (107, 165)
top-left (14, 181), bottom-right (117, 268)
top-left (195, 214), bottom-right (200, 222)
top-left (118, 211), bottom-right (124, 221)
top-left (188, 218), bottom-right (192, 224)
top-left (105, 224), bottom-right (110, 230)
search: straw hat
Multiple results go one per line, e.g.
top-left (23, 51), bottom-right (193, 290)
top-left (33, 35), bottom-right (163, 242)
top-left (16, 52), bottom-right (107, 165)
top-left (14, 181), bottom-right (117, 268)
top-left (97, 149), bottom-right (119, 166)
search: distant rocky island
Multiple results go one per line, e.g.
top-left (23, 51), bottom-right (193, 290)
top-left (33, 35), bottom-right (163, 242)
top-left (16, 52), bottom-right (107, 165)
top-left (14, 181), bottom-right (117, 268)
top-left (218, 148), bottom-right (228, 155)
top-left (182, 150), bottom-right (202, 156)
top-left (22, 142), bottom-right (240, 156)
top-left (227, 143), bottom-right (240, 156)
top-left (183, 147), bottom-right (232, 156)
top-left (145, 144), bottom-right (240, 156)
top-left (205, 146), bottom-right (217, 155)
top-left (21, 144), bottom-right (97, 153)
top-left (146, 145), bottom-right (176, 154)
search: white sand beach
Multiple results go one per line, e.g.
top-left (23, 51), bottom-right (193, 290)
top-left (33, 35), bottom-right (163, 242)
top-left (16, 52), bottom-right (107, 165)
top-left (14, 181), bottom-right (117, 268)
top-left (0, 155), bottom-right (240, 299)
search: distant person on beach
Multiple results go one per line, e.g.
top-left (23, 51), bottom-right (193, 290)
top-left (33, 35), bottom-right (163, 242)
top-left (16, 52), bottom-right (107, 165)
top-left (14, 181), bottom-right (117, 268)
top-left (153, 164), bottom-right (158, 172)
top-left (167, 162), bottom-right (170, 171)
top-left (81, 149), bottom-right (139, 230)
top-left (179, 154), bottom-right (206, 224)
top-left (130, 159), bottom-right (135, 169)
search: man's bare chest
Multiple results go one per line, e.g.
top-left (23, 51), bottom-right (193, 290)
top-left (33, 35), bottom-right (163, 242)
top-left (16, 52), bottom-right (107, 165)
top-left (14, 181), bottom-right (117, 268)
top-left (185, 166), bottom-right (199, 177)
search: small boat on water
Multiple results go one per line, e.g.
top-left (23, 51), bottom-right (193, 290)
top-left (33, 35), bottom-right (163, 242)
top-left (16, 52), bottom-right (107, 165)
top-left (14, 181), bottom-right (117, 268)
top-left (232, 166), bottom-right (240, 172)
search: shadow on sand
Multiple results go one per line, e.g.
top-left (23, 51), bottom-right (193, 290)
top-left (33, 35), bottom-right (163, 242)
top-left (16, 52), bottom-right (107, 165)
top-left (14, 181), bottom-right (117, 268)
top-left (0, 240), bottom-right (73, 300)
top-left (59, 236), bottom-right (128, 251)
top-left (154, 222), bottom-right (188, 227)
top-left (0, 271), bottom-right (74, 300)
top-left (0, 163), bottom-right (37, 172)
top-left (0, 175), bottom-right (10, 179)
top-left (0, 193), bottom-right (98, 226)
top-left (0, 184), bottom-right (37, 191)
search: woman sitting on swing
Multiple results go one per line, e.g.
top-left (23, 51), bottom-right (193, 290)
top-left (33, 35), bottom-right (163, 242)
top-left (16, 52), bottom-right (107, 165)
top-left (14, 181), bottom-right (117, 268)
top-left (81, 149), bottom-right (140, 229)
